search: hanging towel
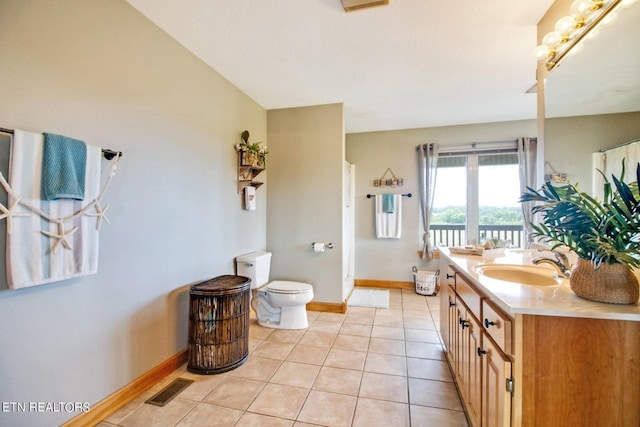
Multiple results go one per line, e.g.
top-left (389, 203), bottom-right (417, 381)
top-left (244, 185), bottom-right (256, 211)
top-left (41, 132), bottom-right (87, 200)
top-left (6, 129), bottom-right (101, 289)
top-left (375, 194), bottom-right (402, 239)
top-left (382, 193), bottom-right (395, 213)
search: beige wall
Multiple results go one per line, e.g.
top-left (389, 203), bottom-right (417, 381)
top-left (0, 1), bottom-right (266, 426)
top-left (346, 120), bottom-right (537, 282)
top-left (545, 112), bottom-right (640, 189)
top-left (267, 104), bottom-right (345, 303)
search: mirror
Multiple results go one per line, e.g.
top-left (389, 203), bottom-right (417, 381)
top-left (543, 3), bottom-right (640, 192)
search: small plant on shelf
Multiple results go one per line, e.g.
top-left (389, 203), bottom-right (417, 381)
top-left (236, 130), bottom-right (267, 168)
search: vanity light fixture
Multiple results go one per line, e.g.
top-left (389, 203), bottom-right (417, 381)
top-left (534, 0), bottom-right (638, 71)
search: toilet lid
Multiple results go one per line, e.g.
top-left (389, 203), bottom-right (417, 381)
top-left (267, 281), bottom-right (313, 294)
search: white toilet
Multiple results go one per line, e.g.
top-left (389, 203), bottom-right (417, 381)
top-left (236, 251), bottom-right (314, 329)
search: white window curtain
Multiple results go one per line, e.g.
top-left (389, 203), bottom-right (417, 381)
top-left (517, 137), bottom-right (537, 248)
top-left (418, 143), bottom-right (439, 261)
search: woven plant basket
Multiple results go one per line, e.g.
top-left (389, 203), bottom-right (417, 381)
top-left (570, 258), bottom-right (639, 304)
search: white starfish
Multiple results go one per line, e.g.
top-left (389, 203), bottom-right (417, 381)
top-left (41, 220), bottom-right (79, 254)
top-left (86, 200), bottom-right (110, 230)
top-left (0, 197), bottom-right (30, 234)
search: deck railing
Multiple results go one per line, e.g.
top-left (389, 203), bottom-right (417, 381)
top-left (430, 224), bottom-right (524, 248)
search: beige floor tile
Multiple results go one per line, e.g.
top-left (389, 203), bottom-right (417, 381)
top-left (175, 402), bottom-right (242, 426)
top-left (371, 325), bottom-right (405, 340)
top-left (308, 320), bottom-right (342, 334)
top-left (104, 400), bottom-right (144, 424)
top-left (228, 356), bottom-right (281, 382)
top-left (119, 398), bottom-right (196, 427)
top-left (364, 353), bottom-right (407, 376)
top-left (203, 377), bottom-right (265, 410)
top-left (406, 341), bottom-right (445, 360)
top-left (269, 361), bottom-right (321, 388)
top-left (251, 340), bottom-right (295, 360)
top-left (338, 322), bottom-right (373, 337)
top-left (402, 309), bottom-right (431, 319)
top-left (235, 412), bottom-right (294, 427)
top-left (410, 404), bottom-right (469, 426)
top-left (373, 312), bottom-right (404, 327)
top-left (359, 372), bottom-right (408, 403)
top-left (407, 357), bottom-right (453, 382)
top-left (332, 334), bottom-right (370, 352)
top-left (297, 390), bottom-right (357, 427)
top-left (343, 308), bottom-right (375, 324)
top-left (316, 312), bottom-right (347, 323)
top-left (266, 329), bottom-right (306, 344)
top-left (368, 337), bottom-right (406, 356)
top-left (352, 398), bottom-right (410, 427)
top-left (312, 366), bottom-right (362, 395)
top-left (405, 328), bottom-right (441, 343)
top-left (248, 383), bottom-right (309, 419)
top-left (286, 344), bottom-right (329, 365)
top-left (324, 348), bottom-right (367, 371)
top-left (403, 317), bottom-right (436, 330)
top-left (250, 323), bottom-right (274, 340)
top-left (298, 331), bottom-right (336, 348)
top-left (409, 377), bottom-right (463, 410)
top-left (306, 311), bottom-right (320, 322)
top-left (176, 374), bottom-right (226, 401)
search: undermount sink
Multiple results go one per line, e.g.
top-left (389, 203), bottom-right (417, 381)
top-left (473, 264), bottom-right (562, 286)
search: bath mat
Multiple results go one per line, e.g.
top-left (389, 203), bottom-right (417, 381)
top-left (348, 288), bottom-right (389, 309)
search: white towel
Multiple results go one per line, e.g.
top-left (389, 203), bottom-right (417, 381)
top-left (6, 130), bottom-right (101, 289)
top-left (244, 185), bottom-right (256, 211)
top-left (375, 194), bottom-right (402, 239)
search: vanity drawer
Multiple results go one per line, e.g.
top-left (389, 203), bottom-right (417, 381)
top-left (455, 274), bottom-right (482, 320)
top-left (482, 299), bottom-right (512, 355)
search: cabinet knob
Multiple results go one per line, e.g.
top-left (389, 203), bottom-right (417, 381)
top-left (477, 347), bottom-right (487, 357)
top-left (484, 318), bottom-right (496, 328)
top-left (460, 319), bottom-right (470, 329)
top-left (446, 273), bottom-right (454, 279)
top-left (449, 300), bottom-right (455, 307)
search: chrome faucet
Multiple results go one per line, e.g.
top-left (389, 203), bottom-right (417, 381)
top-left (531, 251), bottom-right (572, 278)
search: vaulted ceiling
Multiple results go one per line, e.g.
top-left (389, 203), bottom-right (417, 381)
top-left (125, 0), bottom-right (555, 133)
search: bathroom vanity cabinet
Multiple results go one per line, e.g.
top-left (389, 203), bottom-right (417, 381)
top-left (439, 248), bottom-right (640, 427)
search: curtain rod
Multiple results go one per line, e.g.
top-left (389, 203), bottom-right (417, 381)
top-left (416, 140), bottom-right (517, 152)
top-left (0, 127), bottom-right (123, 160)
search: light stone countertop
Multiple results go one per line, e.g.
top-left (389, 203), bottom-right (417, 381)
top-left (440, 247), bottom-right (640, 322)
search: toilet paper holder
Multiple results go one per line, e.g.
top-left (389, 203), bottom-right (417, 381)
top-left (311, 242), bottom-right (334, 250)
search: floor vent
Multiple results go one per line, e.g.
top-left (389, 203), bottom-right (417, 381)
top-left (145, 378), bottom-right (194, 407)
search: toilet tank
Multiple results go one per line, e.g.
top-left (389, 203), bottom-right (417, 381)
top-left (236, 251), bottom-right (272, 288)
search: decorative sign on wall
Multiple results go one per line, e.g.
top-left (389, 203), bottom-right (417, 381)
top-left (373, 167), bottom-right (403, 187)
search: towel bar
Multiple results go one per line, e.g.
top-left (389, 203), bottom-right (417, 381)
top-left (0, 127), bottom-right (123, 160)
top-left (366, 193), bottom-right (411, 198)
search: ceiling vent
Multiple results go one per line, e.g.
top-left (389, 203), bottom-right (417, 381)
top-left (341, 0), bottom-right (389, 12)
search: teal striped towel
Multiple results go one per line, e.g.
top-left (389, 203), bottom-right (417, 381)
top-left (41, 132), bottom-right (87, 200)
top-left (382, 193), bottom-right (395, 213)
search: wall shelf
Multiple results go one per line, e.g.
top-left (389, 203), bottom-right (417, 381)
top-left (237, 152), bottom-right (264, 194)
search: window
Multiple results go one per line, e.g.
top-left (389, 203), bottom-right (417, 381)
top-left (430, 151), bottom-right (523, 248)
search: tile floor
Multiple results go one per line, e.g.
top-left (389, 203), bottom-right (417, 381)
top-left (98, 289), bottom-right (469, 427)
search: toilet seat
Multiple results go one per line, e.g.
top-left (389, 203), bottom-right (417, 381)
top-left (266, 281), bottom-right (313, 294)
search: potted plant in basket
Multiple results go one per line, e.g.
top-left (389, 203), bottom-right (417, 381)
top-left (236, 130), bottom-right (267, 168)
top-left (519, 160), bottom-right (640, 304)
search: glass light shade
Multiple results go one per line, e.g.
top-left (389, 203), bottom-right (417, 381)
top-left (555, 16), bottom-right (579, 33)
top-left (533, 45), bottom-right (552, 60)
top-left (570, 0), bottom-right (595, 18)
top-left (542, 31), bottom-right (563, 47)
